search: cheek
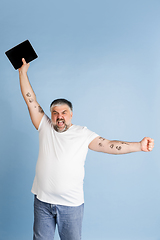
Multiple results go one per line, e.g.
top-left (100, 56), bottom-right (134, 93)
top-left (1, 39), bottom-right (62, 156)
top-left (51, 115), bottom-right (57, 123)
top-left (65, 115), bottom-right (72, 122)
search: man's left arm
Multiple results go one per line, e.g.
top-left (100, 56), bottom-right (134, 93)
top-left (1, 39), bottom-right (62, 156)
top-left (88, 136), bottom-right (154, 154)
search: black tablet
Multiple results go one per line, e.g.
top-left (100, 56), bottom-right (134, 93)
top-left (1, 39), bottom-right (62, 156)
top-left (5, 40), bottom-right (38, 70)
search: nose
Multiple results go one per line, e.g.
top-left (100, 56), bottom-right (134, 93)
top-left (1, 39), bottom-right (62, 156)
top-left (57, 113), bottom-right (63, 119)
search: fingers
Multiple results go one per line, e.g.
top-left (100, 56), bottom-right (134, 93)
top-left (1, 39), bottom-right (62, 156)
top-left (148, 138), bottom-right (154, 151)
top-left (18, 58), bottom-right (30, 73)
top-left (22, 58), bottom-right (26, 64)
top-left (22, 58), bottom-right (30, 66)
top-left (141, 137), bottom-right (154, 152)
top-left (144, 137), bottom-right (154, 151)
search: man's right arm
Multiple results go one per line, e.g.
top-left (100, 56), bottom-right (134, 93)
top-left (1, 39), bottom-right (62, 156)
top-left (19, 58), bottom-right (44, 130)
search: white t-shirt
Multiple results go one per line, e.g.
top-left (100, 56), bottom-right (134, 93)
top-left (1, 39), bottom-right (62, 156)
top-left (31, 114), bottom-right (98, 206)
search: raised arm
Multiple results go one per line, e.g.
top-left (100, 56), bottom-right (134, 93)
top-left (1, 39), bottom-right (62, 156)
top-left (19, 58), bottom-right (44, 130)
top-left (88, 136), bottom-right (154, 154)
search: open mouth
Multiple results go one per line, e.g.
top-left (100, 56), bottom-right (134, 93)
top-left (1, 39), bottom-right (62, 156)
top-left (57, 119), bottom-right (65, 127)
top-left (53, 119), bottom-right (68, 132)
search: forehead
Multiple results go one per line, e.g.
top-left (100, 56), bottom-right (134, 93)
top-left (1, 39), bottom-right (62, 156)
top-left (51, 104), bottom-right (71, 112)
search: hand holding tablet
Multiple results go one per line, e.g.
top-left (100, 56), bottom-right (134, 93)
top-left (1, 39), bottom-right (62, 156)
top-left (5, 40), bottom-right (38, 70)
top-left (19, 58), bottom-right (30, 74)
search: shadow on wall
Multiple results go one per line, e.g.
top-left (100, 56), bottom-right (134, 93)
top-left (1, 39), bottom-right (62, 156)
top-left (0, 99), bottom-right (35, 239)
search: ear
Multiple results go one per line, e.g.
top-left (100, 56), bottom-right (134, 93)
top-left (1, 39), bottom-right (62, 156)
top-left (70, 111), bottom-right (73, 119)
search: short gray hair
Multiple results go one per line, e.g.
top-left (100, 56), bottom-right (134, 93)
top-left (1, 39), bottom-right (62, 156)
top-left (50, 98), bottom-right (73, 112)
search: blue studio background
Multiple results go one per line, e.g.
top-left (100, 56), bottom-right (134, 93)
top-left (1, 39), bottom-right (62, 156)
top-left (0, 0), bottom-right (160, 239)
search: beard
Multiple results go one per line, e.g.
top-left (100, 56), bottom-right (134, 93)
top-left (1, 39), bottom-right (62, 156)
top-left (53, 118), bottom-right (71, 133)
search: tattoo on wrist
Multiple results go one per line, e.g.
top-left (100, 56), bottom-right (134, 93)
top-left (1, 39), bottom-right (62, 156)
top-left (110, 144), bottom-right (114, 149)
top-left (38, 106), bottom-right (44, 114)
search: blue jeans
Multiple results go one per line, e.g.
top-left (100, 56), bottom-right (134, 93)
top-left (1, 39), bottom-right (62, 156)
top-left (33, 196), bottom-right (84, 240)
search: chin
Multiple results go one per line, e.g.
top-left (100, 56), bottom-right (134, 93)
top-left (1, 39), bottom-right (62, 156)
top-left (54, 125), bottom-right (67, 133)
top-left (57, 128), bottom-right (66, 133)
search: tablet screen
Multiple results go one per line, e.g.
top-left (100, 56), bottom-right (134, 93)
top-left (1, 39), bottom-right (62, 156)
top-left (5, 40), bottom-right (38, 70)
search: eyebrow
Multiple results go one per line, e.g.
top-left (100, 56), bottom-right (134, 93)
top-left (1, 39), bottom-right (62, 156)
top-left (52, 110), bottom-right (68, 113)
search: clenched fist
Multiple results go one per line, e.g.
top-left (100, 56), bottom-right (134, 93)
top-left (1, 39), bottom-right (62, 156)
top-left (140, 137), bottom-right (154, 152)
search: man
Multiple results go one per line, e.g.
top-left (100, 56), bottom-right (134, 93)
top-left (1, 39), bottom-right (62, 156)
top-left (19, 58), bottom-right (154, 240)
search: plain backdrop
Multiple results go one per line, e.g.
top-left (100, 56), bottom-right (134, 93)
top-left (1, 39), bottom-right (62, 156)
top-left (0, 0), bottom-right (160, 239)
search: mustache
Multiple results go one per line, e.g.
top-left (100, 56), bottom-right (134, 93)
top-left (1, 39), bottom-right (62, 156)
top-left (56, 118), bottom-right (65, 122)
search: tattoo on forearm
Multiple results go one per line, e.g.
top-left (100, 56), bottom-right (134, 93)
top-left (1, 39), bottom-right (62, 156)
top-left (110, 144), bottom-right (122, 150)
top-left (26, 92), bottom-right (34, 104)
top-left (38, 106), bottom-right (44, 113)
top-left (121, 142), bottom-right (129, 145)
top-left (116, 146), bottom-right (122, 150)
top-left (26, 92), bottom-right (31, 97)
top-left (109, 141), bottom-right (129, 151)
top-left (29, 98), bottom-right (34, 103)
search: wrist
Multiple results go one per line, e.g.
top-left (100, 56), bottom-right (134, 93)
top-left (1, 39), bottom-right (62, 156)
top-left (19, 70), bottom-right (28, 76)
top-left (138, 142), bottom-right (142, 151)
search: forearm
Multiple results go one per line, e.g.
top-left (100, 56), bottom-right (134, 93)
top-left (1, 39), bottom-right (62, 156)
top-left (89, 136), bottom-right (142, 154)
top-left (104, 140), bottom-right (141, 154)
top-left (18, 58), bottom-right (44, 130)
top-left (19, 71), bottom-right (36, 106)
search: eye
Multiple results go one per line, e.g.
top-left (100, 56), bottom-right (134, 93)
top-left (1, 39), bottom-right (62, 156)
top-left (52, 112), bottom-right (57, 115)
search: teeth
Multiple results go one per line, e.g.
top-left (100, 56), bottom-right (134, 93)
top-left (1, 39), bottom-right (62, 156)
top-left (57, 120), bottom-right (64, 125)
